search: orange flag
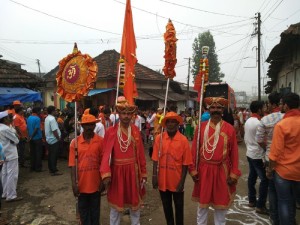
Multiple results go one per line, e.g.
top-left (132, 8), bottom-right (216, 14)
top-left (120, 0), bottom-right (138, 105)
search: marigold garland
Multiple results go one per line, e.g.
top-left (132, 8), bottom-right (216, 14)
top-left (163, 19), bottom-right (177, 79)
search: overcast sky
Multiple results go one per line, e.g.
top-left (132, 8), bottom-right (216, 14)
top-left (1, 0), bottom-right (299, 96)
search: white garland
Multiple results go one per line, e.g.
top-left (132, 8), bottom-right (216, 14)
top-left (117, 124), bottom-right (131, 153)
top-left (202, 119), bottom-right (221, 160)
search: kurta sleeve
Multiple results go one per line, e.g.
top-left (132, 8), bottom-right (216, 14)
top-left (229, 127), bottom-right (241, 179)
top-left (151, 133), bottom-right (160, 162)
top-left (68, 139), bottom-right (75, 167)
top-left (100, 128), bottom-right (113, 179)
top-left (182, 138), bottom-right (192, 166)
top-left (189, 125), bottom-right (199, 176)
top-left (137, 130), bottom-right (147, 178)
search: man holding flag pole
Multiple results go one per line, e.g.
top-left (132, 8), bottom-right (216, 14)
top-left (100, 1), bottom-right (147, 225)
top-left (189, 48), bottom-right (241, 225)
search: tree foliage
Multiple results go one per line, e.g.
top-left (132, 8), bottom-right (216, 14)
top-left (191, 31), bottom-right (224, 82)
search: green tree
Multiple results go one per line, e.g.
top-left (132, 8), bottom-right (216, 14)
top-left (191, 31), bottom-right (224, 82)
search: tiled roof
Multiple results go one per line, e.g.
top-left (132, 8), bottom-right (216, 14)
top-left (44, 49), bottom-right (167, 83)
top-left (0, 59), bottom-right (44, 89)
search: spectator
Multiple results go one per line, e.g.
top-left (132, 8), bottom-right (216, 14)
top-left (27, 107), bottom-right (43, 172)
top-left (14, 107), bottom-right (28, 167)
top-left (256, 92), bottom-right (283, 224)
top-left (268, 92), bottom-right (300, 225)
top-left (44, 106), bottom-right (62, 176)
top-left (244, 101), bottom-right (269, 215)
top-left (0, 110), bottom-right (23, 202)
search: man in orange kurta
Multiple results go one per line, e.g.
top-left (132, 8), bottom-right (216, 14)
top-left (100, 96), bottom-right (147, 225)
top-left (268, 92), bottom-right (300, 225)
top-left (152, 112), bottom-right (192, 225)
top-left (14, 107), bottom-right (28, 167)
top-left (69, 112), bottom-right (104, 225)
top-left (190, 97), bottom-right (241, 225)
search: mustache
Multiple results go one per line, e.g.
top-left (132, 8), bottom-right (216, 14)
top-left (211, 111), bottom-right (222, 116)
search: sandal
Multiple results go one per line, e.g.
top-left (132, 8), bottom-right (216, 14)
top-left (5, 196), bottom-right (23, 202)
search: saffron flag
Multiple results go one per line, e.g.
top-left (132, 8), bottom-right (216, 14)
top-left (120, 0), bottom-right (137, 105)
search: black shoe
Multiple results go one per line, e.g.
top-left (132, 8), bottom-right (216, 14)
top-left (256, 207), bottom-right (269, 215)
top-left (248, 202), bottom-right (256, 208)
top-left (51, 172), bottom-right (63, 176)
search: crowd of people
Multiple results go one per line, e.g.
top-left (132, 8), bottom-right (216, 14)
top-left (0, 92), bottom-right (299, 225)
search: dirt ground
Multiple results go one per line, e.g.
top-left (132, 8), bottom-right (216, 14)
top-left (1, 141), bottom-right (299, 225)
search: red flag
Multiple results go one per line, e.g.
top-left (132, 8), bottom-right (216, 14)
top-left (120, 0), bottom-right (137, 105)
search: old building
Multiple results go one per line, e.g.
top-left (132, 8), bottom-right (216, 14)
top-left (44, 49), bottom-right (192, 111)
top-left (265, 22), bottom-right (300, 95)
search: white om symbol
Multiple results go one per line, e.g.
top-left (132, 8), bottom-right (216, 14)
top-left (67, 65), bottom-right (77, 80)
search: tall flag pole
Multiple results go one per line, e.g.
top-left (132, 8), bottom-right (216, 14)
top-left (157, 19), bottom-right (178, 175)
top-left (194, 46), bottom-right (209, 171)
top-left (117, 0), bottom-right (137, 105)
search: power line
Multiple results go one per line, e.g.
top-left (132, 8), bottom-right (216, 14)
top-left (159, 0), bottom-right (250, 18)
top-left (9, 0), bottom-right (122, 36)
top-left (262, 0), bottom-right (284, 22)
top-left (216, 35), bottom-right (251, 53)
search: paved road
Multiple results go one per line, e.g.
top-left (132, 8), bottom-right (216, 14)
top-left (2, 141), bottom-right (299, 224)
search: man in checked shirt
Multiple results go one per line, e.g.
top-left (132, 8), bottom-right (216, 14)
top-left (256, 92), bottom-right (283, 225)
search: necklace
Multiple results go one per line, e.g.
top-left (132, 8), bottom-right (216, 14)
top-left (202, 119), bottom-right (221, 160)
top-left (117, 124), bottom-right (131, 153)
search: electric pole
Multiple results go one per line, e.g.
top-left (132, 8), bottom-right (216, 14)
top-left (256, 12), bottom-right (261, 101)
top-left (184, 57), bottom-right (191, 107)
top-left (36, 59), bottom-right (41, 77)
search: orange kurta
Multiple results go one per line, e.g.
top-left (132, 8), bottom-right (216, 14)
top-left (190, 120), bottom-right (241, 209)
top-left (269, 109), bottom-right (300, 181)
top-left (69, 134), bottom-right (104, 193)
top-left (100, 124), bottom-right (147, 211)
top-left (14, 114), bottom-right (28, 138)
top-left (152, 131), bottom-right (192, 192)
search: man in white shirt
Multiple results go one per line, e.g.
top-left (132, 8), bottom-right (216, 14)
top-left (256, 92), bottom-right (283, 225)
top-left (244, 101), bottom-right (268, 215)
top-left (0, 110), bottom-right (23, 202)
top-left (45, 106), bottom-right (62, 176)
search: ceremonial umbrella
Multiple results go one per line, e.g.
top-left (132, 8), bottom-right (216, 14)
top-left (56, 43), bottom-right (98, 224)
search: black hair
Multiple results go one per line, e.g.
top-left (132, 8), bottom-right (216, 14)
top-left (268, 92), bottom-right (282, 105)
top-left (282, 92), bottom-right (300, 109)
top-left (103, 108), bottom-right (111, 114)
top-left (249, 101), bottom-right (264, 113)
top-left (32, 107), bottom-right (41, 114)
top-left (89, 107), bottom-right (99, 117)
top-left (47, 105), bottom-right (56, 114)
top-left (15, 107), bottom-right (23, 114)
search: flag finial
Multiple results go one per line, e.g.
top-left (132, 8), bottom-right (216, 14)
top-left (73, 43), bottom-right (78, 54)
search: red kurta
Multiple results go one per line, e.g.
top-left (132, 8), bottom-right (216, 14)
top-left (190, 120), bottom-right (241, 209)
top-left (100, 124), bottom-right (147, 211)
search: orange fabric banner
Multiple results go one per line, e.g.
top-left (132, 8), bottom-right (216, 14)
top-left (120, 0), bottom-right (137, 105)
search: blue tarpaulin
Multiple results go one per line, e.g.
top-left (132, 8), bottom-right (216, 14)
top-left (0, 87), bottom-right (42, 106)
top-left (87, 88), bottom-right (115, 96)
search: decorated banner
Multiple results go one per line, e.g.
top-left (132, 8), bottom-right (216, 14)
top-left (119, 0), bottom-right (138, 105)
top-left (163, 19), bottom-right (177, 79)
top-left (56, 43), bottom-right (98, 102)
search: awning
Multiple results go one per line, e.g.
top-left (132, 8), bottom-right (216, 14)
top-left (0, 87), bottom-right (42, 106)
top-left (88, 88), bottom-right (115, 96)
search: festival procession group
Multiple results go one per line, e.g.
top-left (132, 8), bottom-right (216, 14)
top-left (0, 89), bottom-right (299, 225)
top-left (0, 0), bottom-right (300, 224)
